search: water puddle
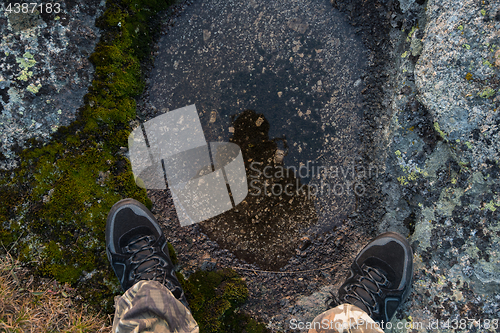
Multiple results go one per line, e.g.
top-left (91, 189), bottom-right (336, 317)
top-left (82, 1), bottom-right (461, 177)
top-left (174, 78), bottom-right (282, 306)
top-left (147, 0), bottom-right (367, 269)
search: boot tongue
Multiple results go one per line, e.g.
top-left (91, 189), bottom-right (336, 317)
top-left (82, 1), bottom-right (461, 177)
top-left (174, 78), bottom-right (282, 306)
top-left (126, 236), bottom-right (149, 250)
top-left (368, 267), bottom-right (386, 283)
top-left (347, 284), bottom-right (375, 315)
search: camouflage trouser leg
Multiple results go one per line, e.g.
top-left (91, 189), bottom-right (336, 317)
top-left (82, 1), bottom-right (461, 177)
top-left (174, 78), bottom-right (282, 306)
top-left (113, 280), bottom-right (199, 333)
top-left (308, 304), bottom-right (384, 333)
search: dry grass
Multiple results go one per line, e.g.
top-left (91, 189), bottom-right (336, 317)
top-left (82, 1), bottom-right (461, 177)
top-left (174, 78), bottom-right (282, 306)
top-left (0, 253), bottom-right (112, 333)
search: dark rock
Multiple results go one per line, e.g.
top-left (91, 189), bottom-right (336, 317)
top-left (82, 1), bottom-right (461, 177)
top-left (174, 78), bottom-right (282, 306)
top-left (0, 88), bottom-right (9, 104)
top-left (200, 260), bottom-right (217, 271)
top-left (400, 85), bottom-right (412, 95)
top-left (299, 237), bottom-right (312, 251)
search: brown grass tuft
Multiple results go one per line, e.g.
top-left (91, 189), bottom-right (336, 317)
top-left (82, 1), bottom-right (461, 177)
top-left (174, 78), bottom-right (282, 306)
top-left (0, 253), bottom-right (112, 332)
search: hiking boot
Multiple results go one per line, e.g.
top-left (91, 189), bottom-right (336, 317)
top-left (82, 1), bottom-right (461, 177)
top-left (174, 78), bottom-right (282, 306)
top-left (338, 232), bottom-right (413, 323)
top-left (106, 198), bottom-right (188, 308)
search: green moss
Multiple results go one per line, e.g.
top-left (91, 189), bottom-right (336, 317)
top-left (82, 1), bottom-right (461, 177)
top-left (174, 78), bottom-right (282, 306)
top-left (223, 312), bottom-right (269, 333)
top-left (96, 4), bottom-right (129, 28)
top-left (0, 174), bottom-right (22, 247)
top-left (178, 268), bottom-right (268, 333)
top-left (167, 242), bottom-right (178, 265)
top-left (0, 0), bottom-right (172, 313)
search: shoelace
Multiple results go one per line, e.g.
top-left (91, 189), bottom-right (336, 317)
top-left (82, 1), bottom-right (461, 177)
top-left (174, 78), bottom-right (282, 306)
top-left (326, 291), bottom-right (341, 309)
top-left (123, 235), bottom-right (170, 284)
top-left (343, 265), bottom-right (390, 316)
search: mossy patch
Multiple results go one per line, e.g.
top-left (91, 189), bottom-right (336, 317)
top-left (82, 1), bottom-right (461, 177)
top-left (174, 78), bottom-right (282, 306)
top-left (0, 0), bottom-right (175, 312)
top-left (167, 242), bottom-right (178, 266)
top-left (178, 268), bottom-right (269, 333)
top-left (166, 242), bottom-right (267, 332)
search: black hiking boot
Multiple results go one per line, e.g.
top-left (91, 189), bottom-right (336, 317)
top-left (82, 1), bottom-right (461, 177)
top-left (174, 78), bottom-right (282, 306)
top-left (106, 198), bottom-right (188, 308)
top-left (338, 232), bottom-right (413, 323)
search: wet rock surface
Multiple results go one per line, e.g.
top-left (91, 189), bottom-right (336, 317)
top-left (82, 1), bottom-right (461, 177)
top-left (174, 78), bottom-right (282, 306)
top-left (139, 0), bottom-right (395, 330)
top-left (141, 0), bottom-right (369, 272)
top-left (0, 0), bottom-right (105, 169)
top-left (142, 0), bottom-right (369, 265)
top-left (201, 109), bottom-right (319, 270)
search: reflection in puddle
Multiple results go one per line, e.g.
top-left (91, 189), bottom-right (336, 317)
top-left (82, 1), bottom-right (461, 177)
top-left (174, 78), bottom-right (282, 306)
top-left (146, 0), bottom-right (367, 269)
top-left (200, 110), bottom-right (317, 270)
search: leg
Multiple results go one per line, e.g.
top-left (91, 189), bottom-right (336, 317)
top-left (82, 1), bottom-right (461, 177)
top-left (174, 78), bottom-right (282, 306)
top-left (308, 232), bottom-right (413, 333)
top-left (106, 198), bottom-right (198, 333)
top-left (308, 304), bottom-right (384, 333)
top-left (113, 280), bottom-right (198, 333)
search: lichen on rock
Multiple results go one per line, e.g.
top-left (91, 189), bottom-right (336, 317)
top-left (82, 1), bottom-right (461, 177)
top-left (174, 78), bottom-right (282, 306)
top-left (0, 1), bottom-right (105, 169)
top-left (381, 0), bottom-right (500, 327)
top-left (415, 0), bottom-right (500, 165)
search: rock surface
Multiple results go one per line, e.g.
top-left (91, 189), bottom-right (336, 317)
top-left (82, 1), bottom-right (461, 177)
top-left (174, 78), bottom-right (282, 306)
top-left (380, 0), bottom-right (500, 330)
top-left (415, 0), bottom-right (500, 168)
top-left (0, 0), bottom-right (105, 169)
